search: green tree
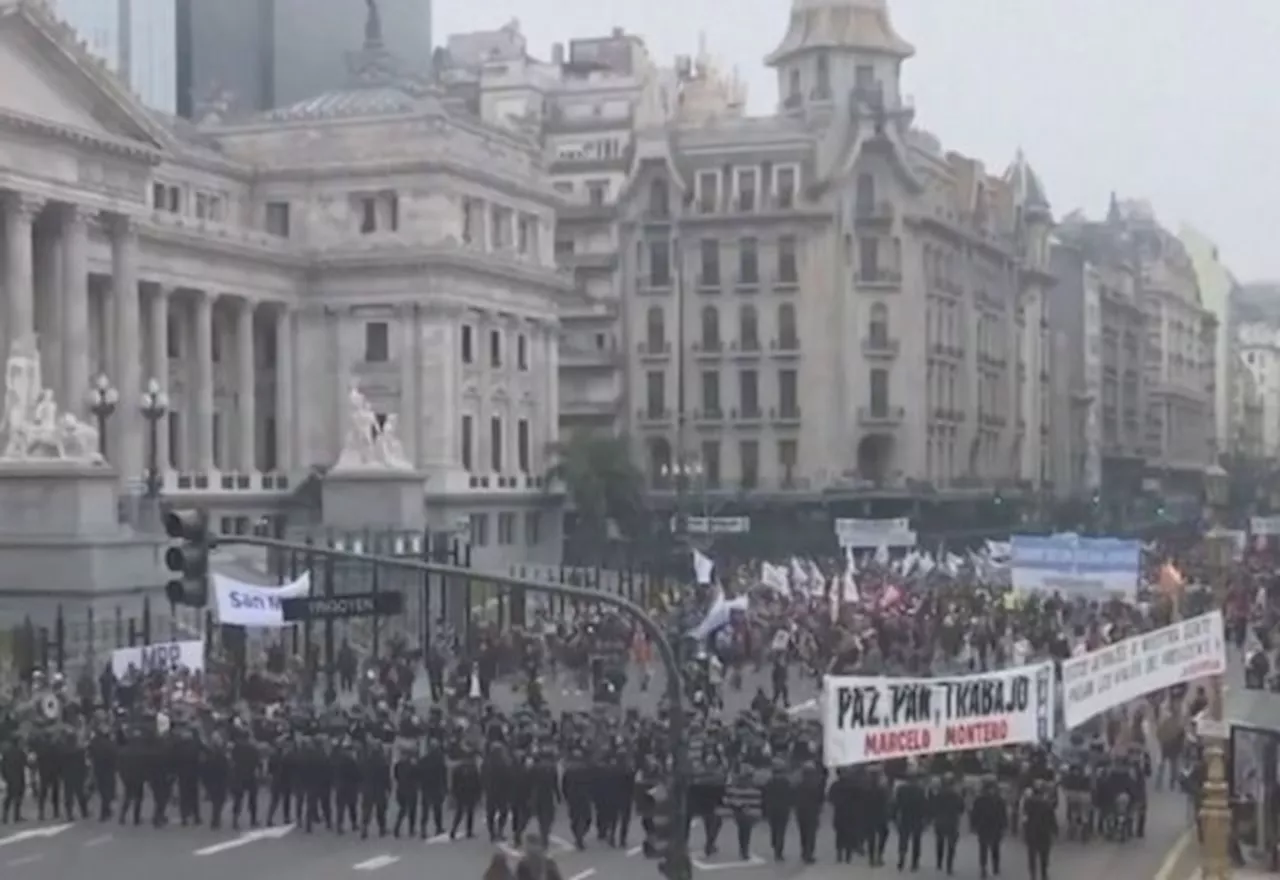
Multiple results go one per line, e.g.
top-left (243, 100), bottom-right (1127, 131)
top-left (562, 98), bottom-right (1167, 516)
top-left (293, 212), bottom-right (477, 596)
top-left (548, 431), bottom-right (646, 558)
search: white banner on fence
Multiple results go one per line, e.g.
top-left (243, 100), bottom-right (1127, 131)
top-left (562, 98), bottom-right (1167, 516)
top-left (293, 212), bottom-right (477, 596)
top-left (834, 517), bottom-right (916, 549)
top-left (1060, 610), bottom-right (1227, 729)
top-left (212, 571), bottom-right (312, 628)
top-left (1250, 516), bottom-right (1280, 537)
top-left (822, 662), bottom-right (1055, 767)
top-left (111, 639), bottom-right (204, 677)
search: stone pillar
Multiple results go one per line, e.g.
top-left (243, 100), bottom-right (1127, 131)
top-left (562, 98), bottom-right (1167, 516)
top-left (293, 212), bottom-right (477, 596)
top-left (4, 192), bottom-right (40, 356)
top-left (236, 297), bottom-right (256, 470)
top-left (110, 215), bottom-right (142, 479)
top-left (398, 303), bottom-right (418, 466)
top-left (193, 291), bottom-right (215, 471)
top-left (274, 305), bottom-right (294, 472)
top-left (60, 205), bottom-right (90, 415)
top-left (149, 286), bottom-right (171, 469)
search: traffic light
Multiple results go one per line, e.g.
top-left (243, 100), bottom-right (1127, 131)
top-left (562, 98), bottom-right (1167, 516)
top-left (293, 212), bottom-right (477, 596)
top-left (646, 781), bottom-right (690, 879)
top-left (163, 508), bottom-right (212, 607)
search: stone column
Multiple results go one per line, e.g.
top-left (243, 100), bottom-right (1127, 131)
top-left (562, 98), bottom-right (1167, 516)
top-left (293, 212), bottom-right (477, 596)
top-left (398, 303), bottom-right (418, 466)
top-left (193, 291), bottom-right (215, 471)
top-left (4, 192), bottom-right (40, 356)
top-left (274, 305), bottom-right (294, 472)
top-left (110, 215), bottom-right (142, 478)
top-left (60, 205), bottom-right (90, 415)
top-left (236, 297), bottom-right (256, 470)
top-left (149, 286), bottom-right (171, 469)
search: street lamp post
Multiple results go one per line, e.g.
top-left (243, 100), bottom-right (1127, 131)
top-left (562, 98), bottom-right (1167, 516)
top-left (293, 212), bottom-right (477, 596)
top-left (140, 377), bottom-right (168, 498)
top-left (662, 457), bottom-right (704, 536)
top-left (87, 374), bottom-right (118, 459)
top-left (1200, 533), bottom-right (1234, 880)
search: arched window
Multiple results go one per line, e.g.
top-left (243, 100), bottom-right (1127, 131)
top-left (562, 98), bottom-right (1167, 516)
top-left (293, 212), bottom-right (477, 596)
top-left (815, 53), bottom-right (831, 98)
top-left (869, 302), bottom-right (889, 344)
top-left (646, 306), bottom-right (665, 352)
top-left (648, 437), bottom-right (672, 486)
top-left (788, 69), bottom-right (801, 101)
top-left (777, 303), bottom-right (798, 349)
top-left (700, 305), bottom-right (720, 349)
top-left (648, 178), bottom-right (669, 218)
top-left (855, 173), bottom-right (876, 214)
top-left (739, 305), bottom-right (759, 350)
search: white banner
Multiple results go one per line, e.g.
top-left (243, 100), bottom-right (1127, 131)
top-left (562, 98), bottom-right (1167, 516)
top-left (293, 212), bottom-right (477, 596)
top-left (1250, 516), bottom-right (1280, 537)
top-left (1061, 610), bottom-right (1226, 729)
top-left (212, 571), bottom-right (312, 628)
top-left (834, 517), bottom-right (916, 549)
top-left (111, 639), bottom-right (204, 677)
top-left (822, 662), bottom-right (1055, 767)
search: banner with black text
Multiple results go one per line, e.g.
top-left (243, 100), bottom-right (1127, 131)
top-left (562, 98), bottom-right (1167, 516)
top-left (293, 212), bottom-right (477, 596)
top-left (822, 662), bottom-right (1056, 766)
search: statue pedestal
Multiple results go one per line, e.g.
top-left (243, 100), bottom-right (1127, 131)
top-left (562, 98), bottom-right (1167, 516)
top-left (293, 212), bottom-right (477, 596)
top-left (0, 462), bottom-right (120, 537)
top-left (322, 468), bottom-right (426, 531)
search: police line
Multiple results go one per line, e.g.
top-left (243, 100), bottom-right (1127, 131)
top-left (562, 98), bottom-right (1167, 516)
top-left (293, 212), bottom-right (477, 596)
top-left (111, 638), bottom-right (205, 677)
top-left (212, 571), bottom-right (312, 627)
top-left (822, 662), bottom-right (1056, 767)
top-left (1060, 609), bottom-right (1226, 729)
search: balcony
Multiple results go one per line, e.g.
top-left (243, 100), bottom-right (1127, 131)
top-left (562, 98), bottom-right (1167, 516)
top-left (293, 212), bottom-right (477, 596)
top-left (697, 272), bottom-right (721, 292)
top-left (854, 200), bottom-right (896, 224)
top-left (855, 269), bottom-right (902, 289)
top-left (636, 407), bottom-right (672, 426)
top-left (730, 339), bottom-right (763, 359)
top-left (637, 340), bottom-right (671, 360)
top-left (692, 340), bottom-right (724, 360)
top-left (858, 405), bottom-right (904, 428)
top-left (561, 399), bottom-right (621, 418)
top-left (734, 273), bottom-right (761, 294)
top-left (978, 412), bottom-right (1008, 428)
top-left (862, 335), bottom-right (900, 358)
top-left (731, 406), bottom-right (764, 425)
top-left (771, 337), bottom-right (801, 357)
top-left (693, 408), bottom-right (725, 425)
top-left (560, 347), bottom-right (622, 369)
top-left (638, 274), bottom-right (672, 293)
top-left (771, 406), bottom-right (802, 426)
top-left (774, 268), bottom-right (799, 291)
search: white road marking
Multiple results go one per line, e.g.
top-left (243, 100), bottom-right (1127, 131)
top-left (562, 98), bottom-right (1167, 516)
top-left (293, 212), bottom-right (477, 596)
top-left (425, 833), bottom-right (450, 844)
top-left (548, 835), bottom-right (576, 852)
top-left (193, 822), bottom-right (295, 856)
top-left (785, 698), bottom-right (818, 715)
top-left (354, 854), bottom-right (401, 871)
top-left (83, 834), bottom-right (113, 847)
top-left (693, 854), bottom-right (767, 871)
top-left (568, 870), bottom-right (597, 880)
top-left (0, 823), bottom-right (74, 848)
top-left (626, 845), bottom-right (644, 857)
top-left (7, 853), bottom-right (44, 866)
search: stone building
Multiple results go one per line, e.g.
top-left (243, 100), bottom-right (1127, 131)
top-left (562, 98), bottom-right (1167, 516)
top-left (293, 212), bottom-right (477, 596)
top-left (0, 0), bottom-right (567, 568)
top-left (442, 0), bottom-right (1055, 541)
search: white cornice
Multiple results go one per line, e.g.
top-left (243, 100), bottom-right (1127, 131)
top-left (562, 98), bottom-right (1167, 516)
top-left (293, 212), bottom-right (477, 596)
top-left (0, 109), bottom-right (160, 164)
top-left (308, 245), bottom-right (575, 294)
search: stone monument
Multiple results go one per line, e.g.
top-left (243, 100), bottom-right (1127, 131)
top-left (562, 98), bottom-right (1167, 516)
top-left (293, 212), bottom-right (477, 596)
top-left (321, 380), bottom-right (426, 530)
top-left (0, 335), bottom-right (167, 630)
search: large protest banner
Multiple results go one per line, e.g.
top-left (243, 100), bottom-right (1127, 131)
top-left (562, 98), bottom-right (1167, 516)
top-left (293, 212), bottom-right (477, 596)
top-left (822, 662), bottom-right (1055, 767)
top-left (111, 639), bottom-right (205, 677)
top-left (1010, 533), bottom-right (1141, 601)
top-left (1061, 610), bottom-right (1226, 729)
top-left (212, 571), bottom-right (312, 627)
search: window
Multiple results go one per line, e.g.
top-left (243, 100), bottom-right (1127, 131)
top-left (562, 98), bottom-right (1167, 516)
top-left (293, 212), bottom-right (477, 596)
top-left (517, 216), bottom-right (531, 254)
top-left (265, 201), bottom-right (290, 237)
top-left (815, 53), bottom-right (831, 98)
top-left (787, 69), bottom-right (801, 102)
top-left (779, 439), bottom-right (798, 486)
top-left (779, 369), bottom-right (798, 416)
top-left (648, 240), bottom-right (671, 286)
top-left (700, 306), bottom-right (720, 350)
top-left (490, 417), bottom-right (503, 471)
top-left (524, 511), bottom-right (541, 545)
top-left (697, 171), bottom-right (718, 214)
top-left (497, 512), bottom-right (516, 545)
top-left (777, 236), bottom-right (798, 283)
top-left (648, 179), bottom-right (669, 217)
top-left (461, 325), bottom-right (474, 364)
top-left (517, 418), bottom-right (530, 472)
top-left (701, 440), bottom-right (721, 489)
top-left (517, 334), bottom-right (529, 370)
top-left (856, 174), bottom-right (876, 214)
top-left (166, 311), bottom-right (182, 359)
top-left (212, 412), bottom-right (221, 468)
top-left (778, 303), bottom-right (798, 349)
top-left (855, 64), bottom-right (875, 89)
top-left (869, 302), bottom-right (889, 343)
top-left (646, 371), bottom-right (666, 417)
top-left (736, 169), bottom-right (757, 212)
top-left (699, 239), bottom-right (720, 285)
top-left (739, 440), bottom-right (759, 489)
top-left (701, 370), bottom-right (721, 414)
top-left (738, 238), bottom-right (759, 284)
top-left (870, 367), bottom-right (890, 413)
top-left (776, 167), bottom-right (796, 209)
top-left (489, 329), bottom-right (503, 367)
top-left (360, 197), bottom-right (377, 233)
top-left (587, 180), bottom-right (608, 205)
top-left (469, 513), bottom-right (489, 546)
top-left (739, 305), bottom-right (759, 350)
top-left (645, 306), bottom-right (666, 352)
top-left (462, 198), bottom-right (479, 243)
top-left (491, 207), bottom-right (510, 248)
top-left (859, 237), bottom-right (879, 279)
top-left (461, 415), bottom-right (474, 470)
top-left (364, 321), bottom-right (389, 362)
top-left (739, 369), bottom-right (759, 416)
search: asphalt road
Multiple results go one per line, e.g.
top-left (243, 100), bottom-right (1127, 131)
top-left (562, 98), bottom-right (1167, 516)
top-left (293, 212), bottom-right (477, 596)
top-left (0, 662), bottom-right (1191, 879)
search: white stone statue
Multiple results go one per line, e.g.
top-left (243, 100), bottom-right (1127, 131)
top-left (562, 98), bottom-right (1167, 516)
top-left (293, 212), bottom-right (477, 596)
top-left (0, 335), bottom-right (104, 464)
top-left (333, 379), bottom-right (411, 471)
top-left (375, 413), bottom-right (411, 469)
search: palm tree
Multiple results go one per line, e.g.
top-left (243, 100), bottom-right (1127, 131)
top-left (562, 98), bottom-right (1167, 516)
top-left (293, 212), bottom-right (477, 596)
top-left (547, 431), bottom-right (646, 560)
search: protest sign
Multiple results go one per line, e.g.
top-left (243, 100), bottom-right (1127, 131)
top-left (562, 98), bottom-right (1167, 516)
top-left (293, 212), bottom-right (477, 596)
top-left (111, 639), bottom-right (204, 677)
top-left (212, 571), bottom-right (311, 627)
top-left (1061, 610), bottom-right (1226, 729)
top-left (822, 662), bottom-right (1055, 767)
top-left (1010, 533), bottom-right (1141, 601)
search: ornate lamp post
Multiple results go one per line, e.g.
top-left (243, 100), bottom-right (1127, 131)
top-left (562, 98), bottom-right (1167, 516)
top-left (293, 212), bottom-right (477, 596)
top-left (87, 373), bottom-right (118, 459)
top-left (1200, 532), bottom-right (1234, 880)
top-left (141, 377), bottom-right (168, 498)
top-left (662, 456), bottom-right (704, 536)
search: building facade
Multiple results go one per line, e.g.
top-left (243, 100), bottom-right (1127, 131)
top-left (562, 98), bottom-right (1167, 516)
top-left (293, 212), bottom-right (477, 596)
top-left (1235, 322), bottom-right (1280, 457)
top-left (53, 0), bottom-right (177, 113)
top-left (0, 0), bottom-right (564, 568)
top-left (1180, 223), bottom-right (1236, 453)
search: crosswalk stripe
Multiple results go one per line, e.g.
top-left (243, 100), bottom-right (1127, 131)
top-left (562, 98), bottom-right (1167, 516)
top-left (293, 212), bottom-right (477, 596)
top-left (354, 854), bottom-right (400, 871)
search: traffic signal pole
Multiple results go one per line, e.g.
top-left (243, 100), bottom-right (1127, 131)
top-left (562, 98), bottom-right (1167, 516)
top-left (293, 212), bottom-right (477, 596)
top-left (212, 532), bottom-right (692, 879)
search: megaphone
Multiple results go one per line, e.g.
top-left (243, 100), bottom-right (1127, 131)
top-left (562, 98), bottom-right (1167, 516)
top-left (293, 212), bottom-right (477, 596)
top-left (38, 692), bottom-right (60, 721)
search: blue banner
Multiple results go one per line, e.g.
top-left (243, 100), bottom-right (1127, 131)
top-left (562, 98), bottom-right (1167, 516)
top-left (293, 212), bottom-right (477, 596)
top-left (1010, 533), bottom-right (1141, 600)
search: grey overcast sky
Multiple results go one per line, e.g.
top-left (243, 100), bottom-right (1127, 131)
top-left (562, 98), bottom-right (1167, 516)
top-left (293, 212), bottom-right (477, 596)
top-left (435, 0), bottom-right (1280, 281)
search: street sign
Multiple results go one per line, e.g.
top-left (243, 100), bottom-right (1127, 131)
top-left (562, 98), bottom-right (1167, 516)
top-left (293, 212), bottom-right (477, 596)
top-left (671, 516), bottom-right (750, 535)
top-left (280, 591), bottom-right (404, 622)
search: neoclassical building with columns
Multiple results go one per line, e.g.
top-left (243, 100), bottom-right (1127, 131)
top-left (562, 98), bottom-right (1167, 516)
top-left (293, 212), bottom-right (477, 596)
top-left (0, 0), bottom-right (569, 566)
